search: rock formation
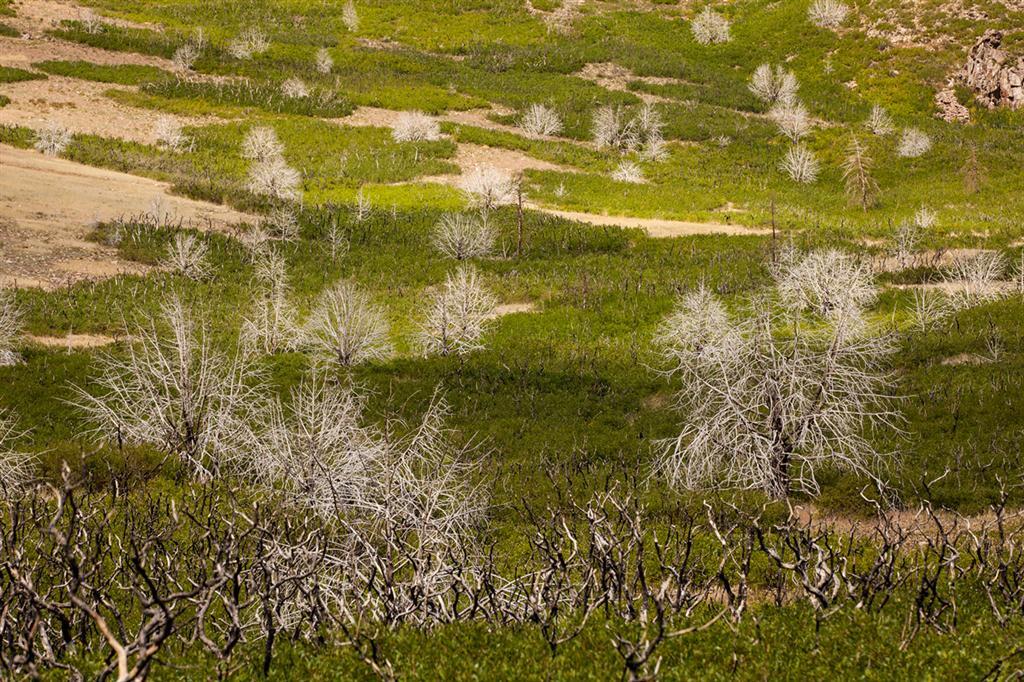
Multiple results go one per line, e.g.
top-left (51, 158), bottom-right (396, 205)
top-left (934, 88), bottom-right (971, 123)
top-left (955, 30), bottom-right (1024, 110)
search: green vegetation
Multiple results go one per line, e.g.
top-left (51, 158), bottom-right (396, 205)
top-left (5, 0), bottom-right (1024, 676)
top-left (0, 65), bottom-right (45, 83)
top-left (33, 59), bottom-right (173, 85)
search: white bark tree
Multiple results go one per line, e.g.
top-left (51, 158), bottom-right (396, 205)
top-left (74, 295), bottom-right (263, 479)
top-left (418, 266), bottom-right (497, 357)
top-left (303, 280), bottom-right (392, 366)
top-left (0, 289), bottom-right (22, 367)
top-left (655, 259), bottom-right (900, 498)
top-left (0, 409), bottom-right (34, 495)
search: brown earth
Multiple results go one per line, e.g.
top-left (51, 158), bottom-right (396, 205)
top-left (3, 0), bottom-right (159, 36)
top-left (0, 74), bottom-right (220, 145)
top-left (0, 144), bottom-right (257, 289)
top-left (26, 332), bottom-right (118, 348)
top-left (528, 205), bottom-right (771, 237)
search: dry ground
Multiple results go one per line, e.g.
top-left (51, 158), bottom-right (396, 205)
top-left (0, 144), bottom-right (256, 288)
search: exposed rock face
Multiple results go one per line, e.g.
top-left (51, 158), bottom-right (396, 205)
top-left (934, 88), bottom-right (971, 123)
top-left (956, 30), bottom-right (1024, 109)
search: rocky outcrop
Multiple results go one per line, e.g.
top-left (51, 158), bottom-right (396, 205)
top-left (934, 88), bottom-right (971, 123)
top-left (955, 30), bottom-right (1024, 110)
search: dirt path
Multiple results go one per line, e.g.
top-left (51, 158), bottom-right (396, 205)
top-left (0, 144), bottom-right (256, 289)
top-left (528, 205), bottom-right (770, 237)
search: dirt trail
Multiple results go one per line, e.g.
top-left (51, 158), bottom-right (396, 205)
top-left (488, 302), bottom-right (537, 319)
top-left (0, 144), bottom-right (256, 289)
top-left (528, 205), bottom-right (770, 238)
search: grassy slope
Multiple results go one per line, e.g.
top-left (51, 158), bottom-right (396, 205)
top-left (3, 0), bottom-right (1024, 676)
top-left (42, 0), bottom-right (1024, 239)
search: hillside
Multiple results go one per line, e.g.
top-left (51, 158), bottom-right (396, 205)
top-left (1, 0), bottom-right (1024, 679)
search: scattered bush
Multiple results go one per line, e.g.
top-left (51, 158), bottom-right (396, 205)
top-left (160, 232), bottom-right (211, 280)
top-left (419, 265), bottom-right (497, 357)
top-left (241, 250), bottom-right (298, 354)
top-left (433, 212), bottom-right (497, 260)
top-left (749, 64), bottom-right (799, 107)
top-left (914, 206), bottom-right (936, 229)
top-left (0, 289), bottom-right (21, 366)
top-left (944, 251), bottom-right (1009, 309)
top-left (33, 124), bottom-right (72, 156)
top-left (241, 126), bottom-right (284, 162)
top-left (73, 296), bottom-right (264, 480)
top-left (808, 0), bottom-right (849, 29)
top-left (592, 103), bottom-right (664, 156)
top-left (866, 104), bottom-right (893, 136)
top-left (841, 136), bottom-right (878, 210)
top-left (460, 166), bottom-right (517, 211)
top-left (153, 115), bottom-right (190, 152)
top-left (0, 409), bottom-right (33, 494)
top-left (897, 128), bottom-right (932, 158)
top-left (315, 47), bottom-right (333, 74)
top-left (303, 280), bottom-right (392, 366)
top-left (768, 101), bottom-right (812, 141)
top-left (342, 0), bottom-right (360, 32)
top-left (392, 111), bottom-right (441, 142)
top-left (171, 41), bottom-right (200, 71)
top-left (518, 103), bottom-right (563, 137)
top-left (248, 156), bottom-right (302, 201)
top-left (775, 249), bottom-right (876, 318)
top-left (611, 160), bottom-right (644, 184)
top-left (228, 27), bottom-right (269, 60)
top-left (655, 271), bottom-right (897, 498)
top-left (690, 6), bottom-right (731, 45)
top-left (280, 77), bottom-right (310, 99)
top-left (779, 144), bottom-right (819, 183)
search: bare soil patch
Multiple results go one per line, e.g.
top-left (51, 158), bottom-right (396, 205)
top-left (527, 205), bottom-right (770, 238)
top-left (489, 302), bottom-right (537, 319)
top-left (4, 0), bottom-right (158, 36)
top-left (575, 62), bottom-right (687, 103)
top-left (0, 75), bottom-right (219, 144)
top-left (26, 332), bottom-right (118, 348)
top-left (0, 144), bottom-right (256, 289)
top-left (0, 35), bottom-right (174, 71)
top-left (418, 142), bottom-right (573, 186)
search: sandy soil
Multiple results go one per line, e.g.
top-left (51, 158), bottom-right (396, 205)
top-left (3, 0), bottom-right (158, 36)
top-left (422, 142), bottom-right (572, 184)
top-left (528, 205), bottom-right (770, 237)
top-left (0, 74), bottom-right (219, 144)
top-left (489, 302), bottom-right (537, 319)
top-left (0, 34), bottom-right (173, 70)
top-left (791, 502), bottom-right (1022, 540)
top-left (26, 332), bottom-right (118, 348)
top-left (575, 62), bottom-right (686, 104)
top-left (0, 144), bottom-right (257, 288)
top-left (870, 247), bottom-right (985, 273)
